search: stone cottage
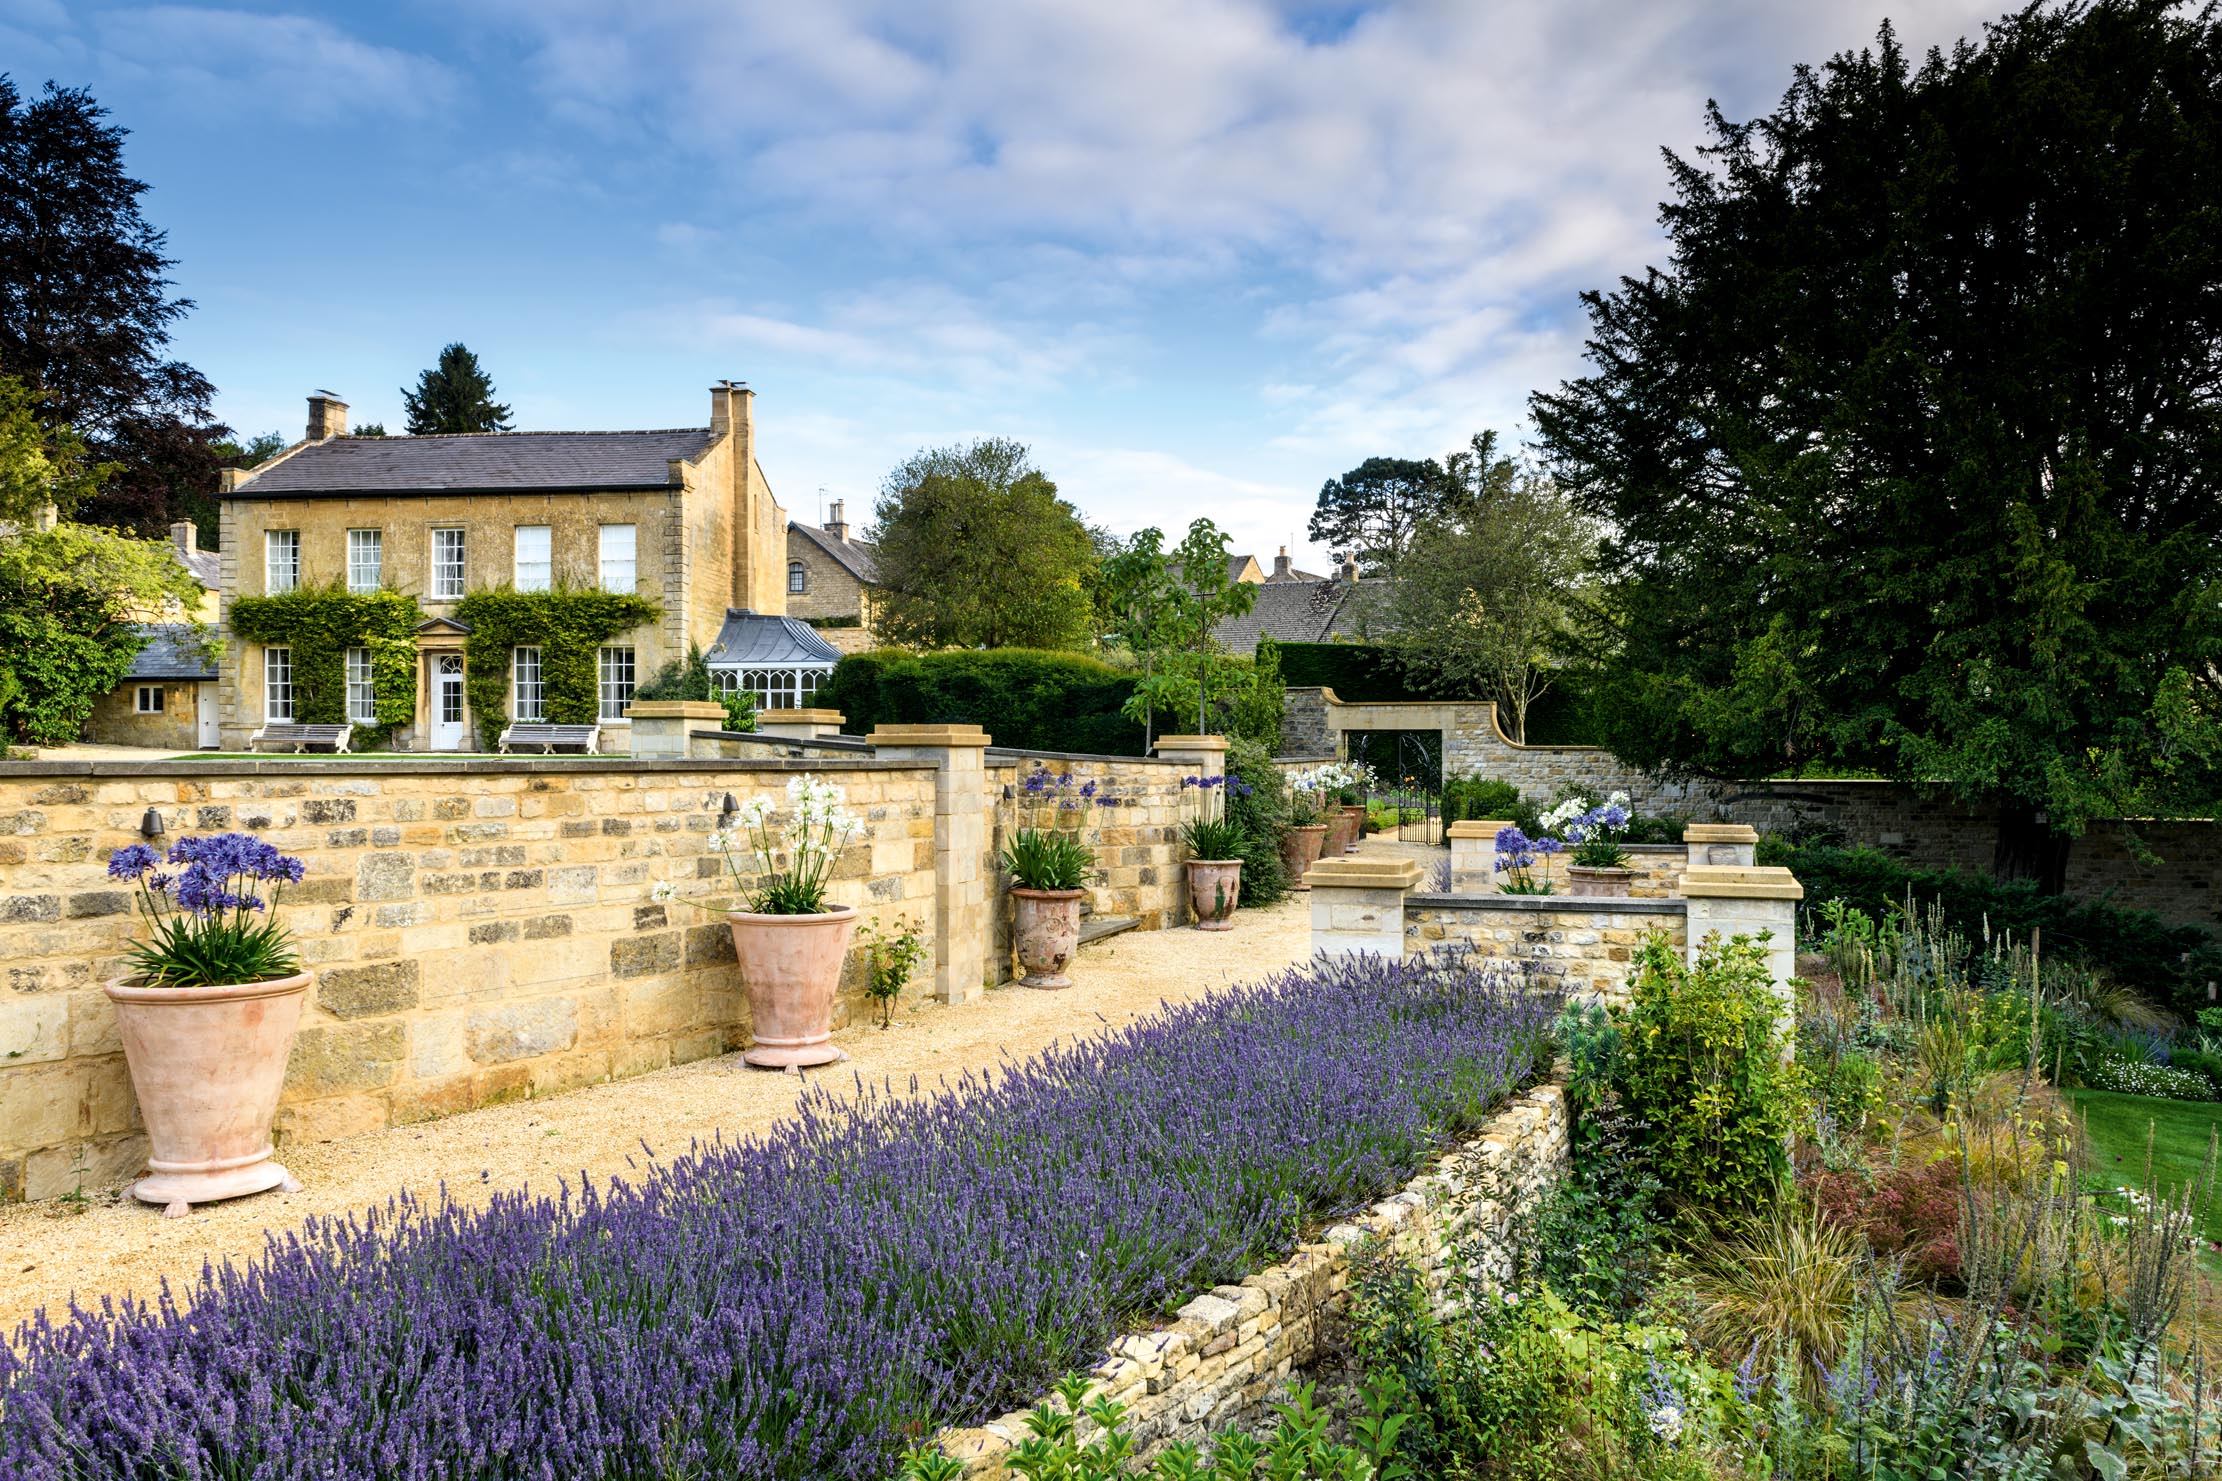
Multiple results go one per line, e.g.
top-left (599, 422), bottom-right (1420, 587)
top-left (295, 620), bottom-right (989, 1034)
top-left (785, 500), bottom-right (880, 653)
top-left (79, 521), bottom-right (222, 749)
top-left (214, 383), bottom-right (791, 750)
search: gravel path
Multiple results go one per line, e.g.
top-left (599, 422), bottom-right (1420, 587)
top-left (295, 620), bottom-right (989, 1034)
top-left (1, 893), bottom-right (1314, 1335)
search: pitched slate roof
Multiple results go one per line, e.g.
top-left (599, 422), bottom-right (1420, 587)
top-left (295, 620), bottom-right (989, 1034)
top-left (229, 429), bottom-right (722, 498)
top-left (175, 543), bottom-right (220, 588)
top-left (125, 624), bottom-right (218, 681)
top-left (704, 609), bottom-right (843, 669)
top-left (1211, 580), bottom-right (1375, 652)
top-left (790, 521), bottom-right (880, 584)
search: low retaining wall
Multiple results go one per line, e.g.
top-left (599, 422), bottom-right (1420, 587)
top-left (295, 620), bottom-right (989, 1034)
top-left (932, 1073), bottom-right (1570, 1474)
top-left (1407, 895), bottom-right (1687, 1002)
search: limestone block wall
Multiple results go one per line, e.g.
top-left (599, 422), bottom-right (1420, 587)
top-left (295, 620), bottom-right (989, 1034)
top-left (933, 1074), bottom-right (1570, 1475)
top-left (0, 757), bottom-right (937, 1200)
top-left (82, 680), bottom-right (206, 750)
top-left (1405, 896), bottom-right (1688, 1003)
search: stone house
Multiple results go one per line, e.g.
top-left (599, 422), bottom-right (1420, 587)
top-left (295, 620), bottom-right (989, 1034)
top-left (785, 500), bottom-right (880, 653)
top-left (1211, 556), bottom-right (1375, 652)
top-left (215, 384), bottom-right (789, 750)
top-left (79, 522), bottom-right (222, 749)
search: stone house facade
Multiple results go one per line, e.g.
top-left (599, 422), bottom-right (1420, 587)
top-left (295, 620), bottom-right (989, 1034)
top-left (80, 522), bottom-right (224, 749)
top-left (215, 384), bottom-right (789, 750)
top-left (785, 500), bottom-right (879, 654)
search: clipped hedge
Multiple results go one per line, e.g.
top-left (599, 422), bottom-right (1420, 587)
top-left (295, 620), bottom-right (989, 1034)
top-left (451, 586), bottom-right (660, 749)
top-left (821, 648), bottom-right (1146, 754)
top-left (1763, 841), bottom-right (2222, 1014)
top-left (229, 584), bottom-right (423, 744)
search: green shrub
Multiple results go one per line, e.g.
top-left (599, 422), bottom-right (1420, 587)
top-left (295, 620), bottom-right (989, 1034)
top-left (819, 648), bottom-right (1146, 754)
top-left (1614, 932), bottom-right (1799, 1218)
top-left (1441, 776), bottom-right (1523, 829)
top-left (1224, 735), bottom-right (1290, 907)
top-left (1762, 841), bottom-right (2222, 1015)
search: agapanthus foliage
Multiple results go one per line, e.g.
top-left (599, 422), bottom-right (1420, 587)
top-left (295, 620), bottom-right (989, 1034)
top-left (1495, 824), bottom-right (1563, 895)
top-left (1, 951), bottom-right (1556, 1480)
top-left (106, 832), bottom-right (305, 987)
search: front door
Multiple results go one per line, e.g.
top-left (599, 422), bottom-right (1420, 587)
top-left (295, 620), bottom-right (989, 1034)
top-left (430, 655), bottom-right (467, 750)
top-left (196, 684), bottom-right (218, 748)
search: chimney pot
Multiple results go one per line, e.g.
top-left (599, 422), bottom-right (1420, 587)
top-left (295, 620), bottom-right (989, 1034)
top-left (306, 391), bottom-right (348, 441)
top-left (825, 499), bottom-right (848, 542)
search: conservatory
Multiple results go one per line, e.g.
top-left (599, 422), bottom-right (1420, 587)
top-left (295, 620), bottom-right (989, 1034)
top-left (705, 608), bottom-right (842, 710)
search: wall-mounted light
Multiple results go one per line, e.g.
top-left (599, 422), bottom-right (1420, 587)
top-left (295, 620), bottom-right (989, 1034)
top-left (140, 807), bottom-right (167, 839)
top-left (720, 792), bottom-right (739, 824)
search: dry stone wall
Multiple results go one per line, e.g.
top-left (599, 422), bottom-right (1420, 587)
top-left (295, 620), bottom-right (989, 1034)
top-left (0, 757), bottom-right (938, 1200)
top-left (1406, 897), bottom-right (1688, 1003)
top-left (932, 1074), bottom-right (1570, 1475)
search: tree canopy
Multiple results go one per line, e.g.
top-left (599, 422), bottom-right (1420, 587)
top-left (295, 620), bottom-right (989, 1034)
top-left (869, 438), bottom-right (1097, 650)
top-left (402, 344), bottom-right (514, 435)
top-left (0, 77), bottom-right (227, 537)
top-left (0, 374), bottom-right (109, 527)
top-left (1532, 0), bottom-right (2222, 885)
top-left (1307, 454), bottom-right (1464, 579)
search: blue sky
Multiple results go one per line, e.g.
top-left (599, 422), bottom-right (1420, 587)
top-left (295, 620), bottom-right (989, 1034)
top-left (5, 0), bottom-right (2002, 569)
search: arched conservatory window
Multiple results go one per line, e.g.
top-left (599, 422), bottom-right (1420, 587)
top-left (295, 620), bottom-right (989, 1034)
top-left (717, 668), bottom-right (826, 710)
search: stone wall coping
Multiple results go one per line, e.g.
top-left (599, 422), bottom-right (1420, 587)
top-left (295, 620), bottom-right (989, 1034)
top-left (623, 700), bottom-right (727, 720)
top-left (694, 728), bottom-right (875, 753)
top-left (1304, 856), bottom-right (1424, 890)
top-left (757, 707), bottom-right (845, 724)
top-left (1151, 734), bottom-right (1229, 754)
top-left (1681, 864), bottom-right (1804, 900)
top-left (988, 747), bottom-right (1191, 768)
top-left (0, 755), bottom-right (934, 778)
top-left (1407, 891), bottom-right (1688, 914)
top-left (1445, 819), bottom-right (1512, 839)
top-left (1683, 822), bottom-right (1759, 844)
top-left (867, 723), bottom-right (993, 748)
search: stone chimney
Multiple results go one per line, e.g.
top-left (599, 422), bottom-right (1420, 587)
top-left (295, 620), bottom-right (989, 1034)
top-left (307, 391), bottom-right (348, 441)
top-left (825, 499), bottom-right (848, 543)
top-left (1272, 546), bottom-right (1293, 580)
top-left (1338, 554), bottom-right (1358, 582)
top-left (170, 520), bottom-right (198, 556)
top-left (715, 380), bottom-right (757, 608)
top-left (709, 379), bottom-right (752, 437)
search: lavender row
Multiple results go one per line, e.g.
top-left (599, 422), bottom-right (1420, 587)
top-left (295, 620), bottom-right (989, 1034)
top-left (1, 950), bottom-right (1557, 1481)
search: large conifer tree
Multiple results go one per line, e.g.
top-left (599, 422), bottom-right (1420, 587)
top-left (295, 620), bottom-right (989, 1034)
top-left (401, 343), bottom-right (514, 435)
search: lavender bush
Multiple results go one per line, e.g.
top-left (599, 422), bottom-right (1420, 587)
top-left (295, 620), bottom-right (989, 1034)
top-left (2, 951), bottom-right (1556, 1481)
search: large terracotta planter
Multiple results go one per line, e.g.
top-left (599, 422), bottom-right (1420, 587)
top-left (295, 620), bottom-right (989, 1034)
top-left (1011, 887), bottom-right (1086, 989)
top-left (1566, 865), bottom-right (1636, 898)
top-left (1187, 859), bottom-right (1243, 930)
top-left (1278, 824), bottom-right (1329, 890)
top-left (104, 971), bottom-right (311, 1218)
top-left (728, 904), bottom-right (858, 1069)
top-left (1340, 805), bottom-right (1367, 854)
top-left (1323, 806), bottom-right (1358, 857)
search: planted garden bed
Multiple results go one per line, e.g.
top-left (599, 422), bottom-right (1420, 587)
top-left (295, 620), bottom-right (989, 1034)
top-left (0, 951), bottom-right (1556, 1480)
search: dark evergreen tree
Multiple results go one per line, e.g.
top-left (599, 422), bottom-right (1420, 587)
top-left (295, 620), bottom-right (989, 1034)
top-left (1307, 455), bottom-right (1463, 578)
top-left (0, 78), bottom-right (227, 535)
top-left (1532, 0), bottom-right (2222, 887)
top-left (401, 344), bottom-right (513, 434)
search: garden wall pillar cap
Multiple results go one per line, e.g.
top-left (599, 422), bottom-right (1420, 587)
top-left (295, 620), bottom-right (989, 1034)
top-left (1445, 819), bottom-right (1514, 840)
top-left (867, 723), bottom-right (993, 748)
top-left (1683, 823), bottom-right (1760, 844)
top-left (759, 708), bottom-right (845, 725)
top-left (1152, 734), bottom-right (1229, 754)
top-left (1303, 856), bottom-right (1424, 891)
top-left (624, 700), bottom-right (728, 721)
top-left (1680, 864), bottom-right (1803, 900)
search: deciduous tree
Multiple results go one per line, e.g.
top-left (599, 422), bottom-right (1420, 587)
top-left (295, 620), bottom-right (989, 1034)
top-left (1532, 1), bottom-right (2222, 886)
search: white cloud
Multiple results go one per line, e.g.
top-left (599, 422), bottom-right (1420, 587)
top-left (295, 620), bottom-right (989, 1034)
top-left (86, 6), bottom-right (460, 122)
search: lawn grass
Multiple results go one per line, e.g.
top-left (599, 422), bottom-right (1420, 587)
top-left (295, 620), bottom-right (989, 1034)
top-left (2066, 1088), bottom-right (2222, 1241)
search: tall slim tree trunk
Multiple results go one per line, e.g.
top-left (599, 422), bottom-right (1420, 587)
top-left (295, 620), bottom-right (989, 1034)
top-left (1992, 798), bottom-right (2072, 894)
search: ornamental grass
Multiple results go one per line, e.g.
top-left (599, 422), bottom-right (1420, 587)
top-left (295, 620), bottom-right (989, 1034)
top-left (2, 950), bottom-right (1556, 1481)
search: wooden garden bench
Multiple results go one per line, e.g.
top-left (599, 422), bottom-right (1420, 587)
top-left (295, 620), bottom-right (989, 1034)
top-left (246, 722), bottom-right (354, 754)
top-left (498, 723), bottom-right (601, 755)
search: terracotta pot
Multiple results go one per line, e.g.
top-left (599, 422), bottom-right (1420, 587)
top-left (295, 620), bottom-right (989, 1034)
top-left (1323, 806), bottom-right (1358, 857)
top-left (1341, 804), bottom-right (1367, 854)
top-left (1187, 859), bottom-right (1243, 930)
top-left (105, 971), bottom-right (311, 1218)
top-left (727, 904), bottom-right (858, 1069)
top-left (1566, 865), bottom-right (1637, 898)
top-left (1011, 887), bottom-right (1086, 989)
top-left (1278, 824), bottom-right (1329, 890)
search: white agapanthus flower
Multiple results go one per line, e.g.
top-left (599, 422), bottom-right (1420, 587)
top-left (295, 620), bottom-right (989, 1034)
top-left (650, 879), bottom-right (678, 904)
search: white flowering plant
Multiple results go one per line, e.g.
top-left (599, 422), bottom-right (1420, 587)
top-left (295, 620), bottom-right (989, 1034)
top-left (1543, 791), bottom-right (1634, 869)
top-left (651, 774), bottom-right (860, 916)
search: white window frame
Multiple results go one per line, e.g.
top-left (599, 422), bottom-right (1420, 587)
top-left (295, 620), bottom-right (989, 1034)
top-left (598, 524), bottom-right (637, 594)
top-left (598, 645), bottom-right (636, 722)
top-left (346, 528), bottom-right (383, 593)
top-left (512, 646), bottom-right (545, 723)
top-left (431, 527), bottom-right (467, 599)
top-left (732, 666), bottom-right (825, 711)
top-left (135, 685), bottom-right (164, 714)
top-left (788, 559), bottom-right (807, 594)
top-left (345, 646), bottom-right (377, 723)
top-left (264, 647), bottom-right (293, 722)
top-left (514, 525), bottom-right (552, 592)
top-left (264, 530), bottom-right (300, 595)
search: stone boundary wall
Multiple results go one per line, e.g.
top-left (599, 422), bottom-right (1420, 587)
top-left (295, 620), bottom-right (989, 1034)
top-left (1406, 896), bottom-right (1688, 1003)
top-left (0, 756), bottom-right (940, 1200)
top-left (932, 1073), bottom-right (1570, 1475)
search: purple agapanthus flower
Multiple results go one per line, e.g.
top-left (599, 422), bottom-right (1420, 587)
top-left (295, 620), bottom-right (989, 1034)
top-left (105, 843), bottom-right (161, 880)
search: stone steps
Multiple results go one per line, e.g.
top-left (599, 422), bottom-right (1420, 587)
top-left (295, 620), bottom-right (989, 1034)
top-left (1079, 915), bottom-right (1139, 947)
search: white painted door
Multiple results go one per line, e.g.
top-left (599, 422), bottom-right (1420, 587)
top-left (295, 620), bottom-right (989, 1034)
top-left (196, 684), bottom-right (218, 748)
top-left (430, 655), bottom-right (467, 750)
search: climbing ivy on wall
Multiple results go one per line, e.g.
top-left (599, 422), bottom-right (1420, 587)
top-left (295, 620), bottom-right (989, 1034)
top-left (229, 585), bottom-right (423, 744)
top-left (452, 586), bottom-right (661, 748)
